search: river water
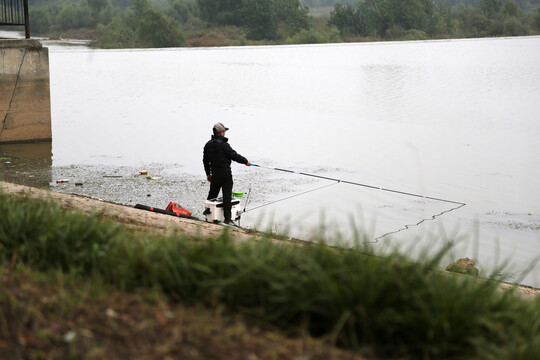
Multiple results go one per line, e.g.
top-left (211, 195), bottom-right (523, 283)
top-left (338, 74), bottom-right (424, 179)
top-left (1, 35), bottom-right (539, 286)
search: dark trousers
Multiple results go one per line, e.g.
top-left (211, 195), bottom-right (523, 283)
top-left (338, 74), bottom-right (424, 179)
top-left (207, 173), bottom-right (233, 221)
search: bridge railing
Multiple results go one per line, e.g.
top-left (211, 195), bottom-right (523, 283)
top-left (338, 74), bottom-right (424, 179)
top-left (0, 0), bottom-right (30, 38)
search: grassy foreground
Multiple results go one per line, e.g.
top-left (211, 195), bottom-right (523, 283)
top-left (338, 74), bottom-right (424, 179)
top-left (1, 189), bottom-right (540, 359)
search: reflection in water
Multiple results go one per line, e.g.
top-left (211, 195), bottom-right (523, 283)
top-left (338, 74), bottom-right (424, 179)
top-left (0, 142), bottom-right (52, 188)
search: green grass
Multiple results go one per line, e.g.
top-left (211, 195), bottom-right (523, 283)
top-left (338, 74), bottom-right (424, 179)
top-left (1, 189), bottom-right (540, 359)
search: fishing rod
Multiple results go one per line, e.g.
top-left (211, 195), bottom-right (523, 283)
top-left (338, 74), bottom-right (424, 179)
top-left (250, 164), bottom-right (465, 206)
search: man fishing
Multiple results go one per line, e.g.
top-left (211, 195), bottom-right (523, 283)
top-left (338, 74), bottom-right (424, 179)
top-left (203, 122), bottom-right (251, 224)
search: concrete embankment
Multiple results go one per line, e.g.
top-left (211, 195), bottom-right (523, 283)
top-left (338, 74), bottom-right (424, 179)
top-left (0, 39), bottom-right (51, 143)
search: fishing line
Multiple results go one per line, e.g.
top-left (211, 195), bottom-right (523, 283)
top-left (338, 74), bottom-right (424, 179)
top-left (251, 164), bottom-right (466, 206)
top-left (243, 185), bottom-right (252, 213)
top-left (249, 163), bottom-right (466, 242)
top-left (369, 202), bottom-right (467, 243)
top-left (245, 181), bottom-right (340, 212)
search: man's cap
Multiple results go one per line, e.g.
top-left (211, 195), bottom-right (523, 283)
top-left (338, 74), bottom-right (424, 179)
top-left (213, 122), bottom-right (229, 133)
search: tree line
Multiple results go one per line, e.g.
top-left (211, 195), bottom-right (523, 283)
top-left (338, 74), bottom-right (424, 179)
top-left (329, 0), bottom-right (540, 39)
top-left (27, 0), bottom-right (540, 48)
top-left (27, 0), bottom-right (315, 47)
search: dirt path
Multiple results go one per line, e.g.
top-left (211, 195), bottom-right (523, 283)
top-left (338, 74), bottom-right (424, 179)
top-left (1, 181), bottom-right (255, 241)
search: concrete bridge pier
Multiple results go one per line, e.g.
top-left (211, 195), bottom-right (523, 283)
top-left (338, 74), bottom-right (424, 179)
top-left (0, 39), bottom-right (51, 144)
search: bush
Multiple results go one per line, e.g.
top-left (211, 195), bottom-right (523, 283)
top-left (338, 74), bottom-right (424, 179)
top-left (503, 16), bottom-right (528, 36)
top-left (286, 27), bottom-right (341, 44)
top-left (401, 29), bottom-right (429, 41)
top-left (57, 4), bottom-right (78, 31)
top-left (385, 24), bottom-right (406, 39)
top-left (169, 0), bottom-right (199, 23)
top-left (95, 3), bottom-right (185, 48)
top-left (98, 3), bottom-right (116, 26)
top-left (29, 8), bottom-right (51, 35)
top-left (534, 9), bottom-right (540, 31)
top-left (95, 14), bottom-right (136, 48)
top-left (136, 8), bottom-right (185, 47)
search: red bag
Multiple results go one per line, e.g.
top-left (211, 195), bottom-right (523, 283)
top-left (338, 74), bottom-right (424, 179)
top-left (165, 202), bottom-right (192, 217)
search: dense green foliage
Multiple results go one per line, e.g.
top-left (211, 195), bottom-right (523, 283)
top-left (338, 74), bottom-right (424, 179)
top-left (328, 0), bottom-right (540, 39)
top-left (24, 0), bottom-right (540, 47)
top-left (194, 0), bottom-right (311, 39)
top-left (27, 0), bottom-right (185, 47)
top-left (240, 0), bottom-right (311, 39)
top-left (27, 0), bottom-right (312, 45)
top-left (28, 0), bottom-right (117, 35)
top-left (2, 190), bottom-right (540, 359)
top-left (95, 0), bottom-right (185, 48)
top-left (196, 0), bottom-right (243, 25)
top-left (168, 0), bottom-right (199, 23)
top-left (286, 26), bottom-right (341, 43)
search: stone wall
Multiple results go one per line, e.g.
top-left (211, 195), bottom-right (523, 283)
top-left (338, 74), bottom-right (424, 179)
top-left (0, 39), bottom-right (51, 143)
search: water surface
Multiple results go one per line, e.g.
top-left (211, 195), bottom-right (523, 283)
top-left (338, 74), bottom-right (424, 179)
top-left (2, 36), bottom-right (539, 286)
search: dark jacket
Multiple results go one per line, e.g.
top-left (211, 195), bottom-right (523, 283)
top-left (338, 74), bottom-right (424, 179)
top-left (203, 135), bottom-right (248, 177)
